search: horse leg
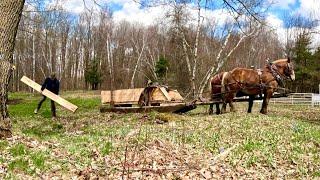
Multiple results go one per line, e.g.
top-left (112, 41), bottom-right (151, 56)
top-left (260, 91), bottom-right (272, 114)
top-left (248, 95), bottom-right (255, 113)
top-left (209, 104), bottom-right (213, 115)
top-left (221, 93), bottom-right (227, 114)
top-left (216, 103), bottom-right (220, 115)
top-left (229, 101), bottom-right (236, 112)
top-left (228, 93), bottom-right (236, 112)
top-left (221, 101), bottom-right (227, 114)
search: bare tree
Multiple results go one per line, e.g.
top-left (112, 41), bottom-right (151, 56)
top-left (9, 0), bottom-right (285, 101)
top-left (130, 36), bottom-right (146, 88)
top-left (171, 0), bottom-right (203, 98)
top-left (197, 23), bottom-right (261, 96)
top-left (166, 0), bottom-right (264, 98)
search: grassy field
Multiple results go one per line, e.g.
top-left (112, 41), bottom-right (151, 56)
top-left (1, 91), bottom-right (320, 179)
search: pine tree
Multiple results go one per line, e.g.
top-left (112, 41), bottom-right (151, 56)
top-left (292, 33), bottom-right (320, 92)
top-left (155, 56), bottom-right (169, 83)
top-left (294, 34), bottom-right (312, 66)
top-left (85, 58), bottom-right (102, 90)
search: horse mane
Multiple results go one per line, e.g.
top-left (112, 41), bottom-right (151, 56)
top-left (272, 59), bottom-right (288, 64)
top-left (262, 58), bottom-right (288, 71)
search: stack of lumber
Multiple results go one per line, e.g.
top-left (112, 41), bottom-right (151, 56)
top-left (100, 86), bottom-right (196, 113)
top-left (101, 87), bottom-right (184, 105)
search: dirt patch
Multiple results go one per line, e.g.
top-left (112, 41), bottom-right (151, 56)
top-left (7, 98), bottom-right (24, 105)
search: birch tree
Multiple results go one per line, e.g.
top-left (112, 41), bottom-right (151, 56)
top-left (170, 0), bottom-right (203, 98)
top-left (130, 30), bottom-right (146, 88)
top-left (197, 23), bottom-right (260, 96)
top-left (168, 0), bottom-right (264, 98)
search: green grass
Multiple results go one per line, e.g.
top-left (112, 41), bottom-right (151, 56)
top-left (30, 151), bottom-right (46, 170)
top-left (10, 143), bottom-right (28, 157)
top-left (0, 140), bottom-right (8, 151)
top-left (101, 141), bottom-right (113, 156)
top-left (8, 158), bottom-right (29, 172)
top-left (1, 91), bottom-right (320, 178)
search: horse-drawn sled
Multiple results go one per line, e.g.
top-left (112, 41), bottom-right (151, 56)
top-left (100, 58), bottom-right (295, 114)
top-left (100, 85), bottom-right (197, 113)
top-left (99, 85), bottom-right (290, 114)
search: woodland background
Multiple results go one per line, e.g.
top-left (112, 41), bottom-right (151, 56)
top-left (11, 0), bottom-right (320, 97)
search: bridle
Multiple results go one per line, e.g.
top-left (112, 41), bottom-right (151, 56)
top-left (268, 61), bottom-right (293, 87)
top-left (284, 62), bottom-right (293, 79)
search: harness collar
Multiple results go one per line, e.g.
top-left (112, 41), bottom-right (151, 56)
top-left (267, 63), bottom-right (284, 87)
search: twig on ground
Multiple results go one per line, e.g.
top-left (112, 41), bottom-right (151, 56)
top-left (211, 144), bottom-right (239, 164)
top-left (121, 145), bottom-right (128, 180)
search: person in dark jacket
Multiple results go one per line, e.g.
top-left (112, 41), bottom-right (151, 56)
top-left (34, 72), bottom-right (60, 118)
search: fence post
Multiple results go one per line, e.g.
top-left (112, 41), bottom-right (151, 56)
top-left (312, 94), bottom-right (314, 107)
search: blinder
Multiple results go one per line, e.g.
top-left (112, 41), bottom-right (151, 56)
top-left (284, 63), bottom-right (291, 76)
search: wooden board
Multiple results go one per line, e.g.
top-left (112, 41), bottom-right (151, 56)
top-left (101, 87), bottom-right (185, 105)
top-left (101, 88), bottom-right (145, 104)
top-left (20, 76), bottom-right (78, 112)
top-left (159, 87), bottom-right (172, 101)
top-left (168, 90), bottom-right (184, 102)
top-left (196, 93), bottom-right (290, 105)
top-left (151, 88), bottom-right (170, 102)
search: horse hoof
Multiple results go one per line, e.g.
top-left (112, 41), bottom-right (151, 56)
top-left (260, 110), bottom-right (267, 114)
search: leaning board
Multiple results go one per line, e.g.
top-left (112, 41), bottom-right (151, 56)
top-left (20, 76), bottom-right (78, 112)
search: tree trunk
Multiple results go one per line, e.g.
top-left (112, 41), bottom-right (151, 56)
top-left (0, 0), bottom-right (25, 138)
top-left (32, 26), bottom-right (36, 93)
top-left (130, 39), bottom-right (145, 89)
top-left (197, 27), bottom-right (259, 97)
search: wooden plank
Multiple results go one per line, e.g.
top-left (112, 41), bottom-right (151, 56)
top-left (151, 88), bottom-right (168, 102)
top-left (20, 76), bottom-right (78, 112)
top-left (168, 90), bottom-right (184, 102)
top-left (159, 87), bottom-right (171, 101)
top-left (101, 88), bottom-right (144, 104)
top-left (196, 93), bottom-right (290, 105)
top-left (102, 87), bottom-right (185, 104)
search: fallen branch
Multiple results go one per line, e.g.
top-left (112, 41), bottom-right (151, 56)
top-left (211, 144), bottom-right (239, 164)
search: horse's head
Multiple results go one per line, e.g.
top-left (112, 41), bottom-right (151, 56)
top-left (272, 57), bottom-right (295, 81)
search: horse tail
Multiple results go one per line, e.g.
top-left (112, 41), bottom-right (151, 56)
top-left (221, 72), bottom-right (228, 93)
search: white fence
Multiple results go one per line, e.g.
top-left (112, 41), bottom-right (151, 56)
top-left (270, 93), bottom-right (320, 106)
top-left (312, 94), bottom-right (320, 107)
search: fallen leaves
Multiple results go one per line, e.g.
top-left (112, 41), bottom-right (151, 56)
top-left (3, 94), bottom-right (320, 179)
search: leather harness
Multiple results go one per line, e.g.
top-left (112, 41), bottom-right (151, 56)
top-left (211, 61), bottom-right (290, 96)
top-left (230, 62), bottom-right (286, 94)
top-left (267, 61), bottom-right (285, 87)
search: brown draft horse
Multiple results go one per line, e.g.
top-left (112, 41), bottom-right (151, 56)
top-left (209, 72), bottom-right (228, 114)
top-left (209, 71), bottom-right (256, 115)
top-left (221, 58), bottom-right (295, 114)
